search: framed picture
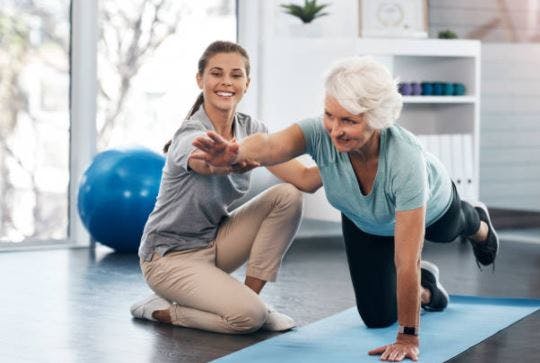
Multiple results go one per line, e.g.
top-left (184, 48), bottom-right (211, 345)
top-left (359, 0), bottom-right (428, 38)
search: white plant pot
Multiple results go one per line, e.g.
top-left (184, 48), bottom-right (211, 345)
top-left (289, 21), bottom-right (324, 38)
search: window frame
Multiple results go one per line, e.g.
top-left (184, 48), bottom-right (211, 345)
top-left (0, 0), bottom-right (96, 251)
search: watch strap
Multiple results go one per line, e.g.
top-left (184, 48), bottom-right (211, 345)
top-left (398, 325), bottom-right (419, 336)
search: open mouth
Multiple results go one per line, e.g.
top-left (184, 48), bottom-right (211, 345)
top-left (216, 91), bottom-right (235, 98)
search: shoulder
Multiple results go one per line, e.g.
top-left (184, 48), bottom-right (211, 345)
top-left (297, 117), bottom-right (337, 164)
top-left (297, 117), bottom-right (325, 138)
top-left (179, 118), bottom-right (207, 132)
top-left (384, 126), bottom-right (426, 180)
top-left (236, 112), bottom-right (268, 134)
top-left (385, 126), bottom-right (423, 160)
top-left (172, 119), bottom-right (207, 142)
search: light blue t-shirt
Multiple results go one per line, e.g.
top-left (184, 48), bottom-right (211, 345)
top-left (298, 118), bottom-right (452, 236)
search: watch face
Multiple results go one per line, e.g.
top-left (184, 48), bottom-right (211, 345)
top-left (403, 326), bottom-right (416, 335)
top-left (376, 3), bottom-right (405, 28)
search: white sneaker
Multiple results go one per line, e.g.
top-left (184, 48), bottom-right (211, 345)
top-left (130, 294), bottom-right (170, 322)
top-left (261, 305), bottom-right (296, 332)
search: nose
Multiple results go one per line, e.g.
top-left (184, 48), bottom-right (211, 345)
top-left (222, 76), bottom-right (233, 86)
top-left (330, 122), bottom-right (343, 138)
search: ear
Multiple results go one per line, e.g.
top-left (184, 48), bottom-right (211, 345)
top-left (196, 73), bottom-right (203, 90)
top-left (245, 77), bottom-right (251, 93)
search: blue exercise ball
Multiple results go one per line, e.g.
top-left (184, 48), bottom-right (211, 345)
top-left (77, 148), bottom-right (165, 252)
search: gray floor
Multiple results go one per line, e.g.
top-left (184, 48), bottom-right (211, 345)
top-left (0, 226), bottom-right (539, 362)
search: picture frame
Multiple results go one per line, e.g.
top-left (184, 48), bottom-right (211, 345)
top-left (358, 0), bottom-right (428, 38)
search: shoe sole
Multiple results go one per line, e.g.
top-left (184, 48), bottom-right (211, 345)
top-left (474, 201), bottom-right (499, 261)
top-left (420, 260), bottom-right (449, 305)
top-left (261, 321), bottom-right (296, 332)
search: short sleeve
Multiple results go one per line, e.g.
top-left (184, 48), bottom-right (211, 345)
top-left (297, 117), bottom-right (323, 159)
top-left (169, 122), bottom-right (206, 173)
top-left (251, 118), bottom-right (268, 135)
top-left (392, 147), bottom-right (429, 211)
top-left (236, 112), bottom-right (268, 137)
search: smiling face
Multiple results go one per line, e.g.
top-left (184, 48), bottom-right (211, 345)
top-left (196, 52), bottom-right (250, 114)
top-left (323, 95), bottom-right (377, 153)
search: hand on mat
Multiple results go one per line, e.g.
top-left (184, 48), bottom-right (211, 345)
top-left (368, 335), bottom-right (419, 362)
top-left (192, 131), bottom-right (240, 167)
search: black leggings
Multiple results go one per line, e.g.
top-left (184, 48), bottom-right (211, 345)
top-left (341, 183), bottom-right (480, 328)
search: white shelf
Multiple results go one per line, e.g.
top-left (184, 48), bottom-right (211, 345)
top-left (267, 38), bottom-right (480, 58)
top-left (402, 96), bottom-right (477, 104)
top-left (355, 38), bottom-right (480, 57)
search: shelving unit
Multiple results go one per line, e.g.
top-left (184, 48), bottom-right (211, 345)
top-left (256, 37), bottom-right (481, 221)
top-left (402, 96), bottom-right (476, 104)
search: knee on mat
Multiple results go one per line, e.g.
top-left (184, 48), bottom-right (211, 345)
top-left (226, 305), bottom-right (267, 334)
top-left (358, 309), bottom-right (396, 329)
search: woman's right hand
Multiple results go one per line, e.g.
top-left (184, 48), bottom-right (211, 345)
top-left (192, 131), bottom-right (240, 167)
top-left (230, 159), bottom-right (261, 173)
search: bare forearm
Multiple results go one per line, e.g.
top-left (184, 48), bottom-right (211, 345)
top-left (396, 262), bottom-right (421, 328)
top-left (238, 133), bottom-right (298, 166)
top-left (394, 208), bottom-right (425, 330)
top-left (301, 166), bottom-right (323, 193)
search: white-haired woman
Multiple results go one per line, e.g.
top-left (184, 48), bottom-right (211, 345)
top-left (191, 56), bottom-right (499, 362)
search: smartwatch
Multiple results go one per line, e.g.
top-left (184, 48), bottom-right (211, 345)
top-left (398, 325), bottom-right (419, 336)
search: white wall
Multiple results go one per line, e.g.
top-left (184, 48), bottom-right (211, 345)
top-left (479, 44), bottom-right (540, 210)
top-left (429, 0), bottom-right (540, 210)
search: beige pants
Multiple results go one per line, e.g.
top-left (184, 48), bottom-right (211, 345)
top-left (141, 184), bottom-right (303, 334)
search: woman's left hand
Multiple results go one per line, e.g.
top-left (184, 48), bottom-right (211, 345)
top-left (368, 334), bottom-right (419, 361)
top-left (192, 131), bottom-right (240, 167)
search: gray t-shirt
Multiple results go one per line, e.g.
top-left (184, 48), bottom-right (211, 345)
top-left (138, 107), bottom-right (268, 261)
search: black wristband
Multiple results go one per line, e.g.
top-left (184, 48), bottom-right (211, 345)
top-left (398, 325), bottom-right (419, 336)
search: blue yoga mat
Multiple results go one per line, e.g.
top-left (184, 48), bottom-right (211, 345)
top-left (215, 295), bottom-right (540, 363)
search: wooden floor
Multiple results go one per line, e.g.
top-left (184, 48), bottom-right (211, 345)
top-left (0, 231), bottom-right (539, 362)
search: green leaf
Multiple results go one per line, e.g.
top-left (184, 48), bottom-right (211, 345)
top-left (280, 0), bottom-right (331, 23)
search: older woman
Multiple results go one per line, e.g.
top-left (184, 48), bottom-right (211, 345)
top-left (191, 56), bottom-right (499, 362)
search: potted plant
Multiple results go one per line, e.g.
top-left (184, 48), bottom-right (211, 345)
top-left (280, 0), bottom-right (330, 24)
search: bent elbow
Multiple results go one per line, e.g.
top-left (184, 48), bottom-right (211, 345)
top-left (301, 183), bottom-right (322, 194)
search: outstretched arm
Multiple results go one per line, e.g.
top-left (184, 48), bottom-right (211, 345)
top-left (267, 160), bottom-right (322, 193)
top-left (191, 124), bottom-right (307, 167)
top-left (187, 157), bottom-right (260, 176)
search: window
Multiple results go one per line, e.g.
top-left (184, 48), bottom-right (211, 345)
top-left (97, 0), bottom-right (237, 151)
top-left (0, 0), bottom-right (71, 243)
top-left (0, 0), bottom-right (237, 245)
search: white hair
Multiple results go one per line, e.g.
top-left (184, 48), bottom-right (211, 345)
top-left (324, 56), bottom-right (403, 129)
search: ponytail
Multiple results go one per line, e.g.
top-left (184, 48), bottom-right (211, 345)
top-left (163, 93), bottom-right (204, 154)
top-left (186, 92), bottom-right (204, 119)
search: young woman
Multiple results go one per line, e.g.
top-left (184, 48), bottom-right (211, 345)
top-left (191, 56), bottom-right (499, 361)
top-left (130, 41), bottom-right (322, 333)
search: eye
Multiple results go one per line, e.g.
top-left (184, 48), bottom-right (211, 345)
top-left (342, 119), bottom-right (357, 125)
